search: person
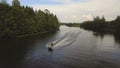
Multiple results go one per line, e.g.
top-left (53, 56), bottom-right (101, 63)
top-left (48, 43), bottom-right (54, 51)
top-left (51, 42), bottom-right (54, 47)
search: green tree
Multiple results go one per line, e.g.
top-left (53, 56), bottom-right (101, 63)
top-left (114, 16), bottom-right (120, 32)
top-left (80, 16), bottom-right (120, 33)
top-left (12, 0), bottom-right (20, 7)
top-left (0, 0), bottom-right (60, 38)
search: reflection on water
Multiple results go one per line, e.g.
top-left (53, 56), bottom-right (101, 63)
top-left (0, 38), bottom-right (33, 68)
top-left (114, 33), bottom-right (120, 44)
top-left (93, 32), bottom-right (120, 47)
top-left (0, 26), bottom-right (120, 68)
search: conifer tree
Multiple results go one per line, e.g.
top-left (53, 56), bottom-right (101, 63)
top-left (12, 0), bottom-right (20, 6)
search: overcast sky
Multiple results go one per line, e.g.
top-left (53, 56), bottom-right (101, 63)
top-left (8, 0), bottom-right (120, 23)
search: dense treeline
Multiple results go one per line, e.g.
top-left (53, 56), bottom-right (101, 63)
top-left (61, 23), bottom-right (80, 27)
top-left (0, 0), bottom-right (60, 38)
top-left (80, 16), bottom-right (120, 33)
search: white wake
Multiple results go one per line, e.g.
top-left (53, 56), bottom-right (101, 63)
top-left (46, 28), bottom-right (81, 49)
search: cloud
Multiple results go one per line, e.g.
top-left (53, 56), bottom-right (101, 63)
top-left (82, 14), bottom-right (92, 20)
top-left (51, 0), bottom-right (89, 3)
top-left (32, 0), bottom-right (120, 23)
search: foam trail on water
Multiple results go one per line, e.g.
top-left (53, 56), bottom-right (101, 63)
top-left (53, 39), bottom-right (75, 49)
top-left (47, 28), bottom-right (81, 49)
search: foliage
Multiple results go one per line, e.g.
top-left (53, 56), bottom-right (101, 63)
top-left (61, 23), bottom-right (80, 27)
top-left (80, 16), bottom-right (120, 33)
top-left (0, 0), bottom-right (60, 38)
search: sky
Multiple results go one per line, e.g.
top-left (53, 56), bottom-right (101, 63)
top-left (8, 0), bottom-right (120, 23)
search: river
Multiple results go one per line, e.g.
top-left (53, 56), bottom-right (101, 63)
top-left (0, 26), bottom-right (120, 68)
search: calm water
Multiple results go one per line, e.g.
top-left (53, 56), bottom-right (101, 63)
top-left (0, 26), bottom-right (120, 68)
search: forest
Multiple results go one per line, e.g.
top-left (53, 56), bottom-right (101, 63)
top-left (0, 0), bottom-right (60, 38)
top-left (80, 16), bottom-right (120, 33)
top-left (61, 23), bottom-right (80, 27)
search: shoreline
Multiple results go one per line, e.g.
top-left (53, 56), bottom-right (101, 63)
top-left (16, 31), bottom-right (55, 38)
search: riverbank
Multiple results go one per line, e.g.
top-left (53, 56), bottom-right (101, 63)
top-left (61, 23), bottom-right (80, 27)
top-left (17, 31), bottom-right (50, 38)
top-left (16, 30), bottom-right (59, 38)
top-left (0, 30), bottom-right (58, 39)
top-left (80, 27), bottom-right (115, 33)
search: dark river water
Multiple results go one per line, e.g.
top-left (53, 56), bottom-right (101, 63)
top-left (0, 26), bottom-right (120, 68)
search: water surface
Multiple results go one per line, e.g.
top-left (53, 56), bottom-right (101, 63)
top-left (0, 26), bottom-right (120, 68)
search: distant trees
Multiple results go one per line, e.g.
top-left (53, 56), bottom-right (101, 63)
top-left (113, 16), bottom-right (120, 32)
top-left (0, 0), bottom-right (60, 38)
top-left (80, 16), bottom-right (120, 33)
top-left (61, 23), bottom-right (80, 27)
top-left (80, 16), bottom-right (106, 31)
